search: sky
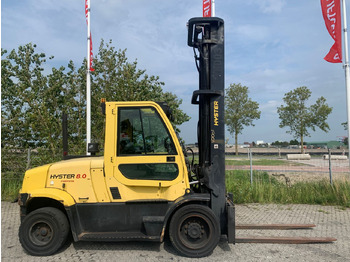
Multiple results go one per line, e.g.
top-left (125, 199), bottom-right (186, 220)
top-left (2, 0), bottom-right (350, 145)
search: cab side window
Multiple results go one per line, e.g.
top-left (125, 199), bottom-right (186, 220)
top-left (118, 107), bottom-right (176, 156)
top-left (119, 109), bottom-right (143, 154)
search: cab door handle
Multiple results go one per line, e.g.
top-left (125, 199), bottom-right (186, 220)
top-left (167, 156), bottom-right (175, 162)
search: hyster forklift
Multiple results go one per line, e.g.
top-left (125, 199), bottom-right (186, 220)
top-left (18, 17), bottom-right (235, 257)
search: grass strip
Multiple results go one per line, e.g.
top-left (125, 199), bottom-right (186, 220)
top-left (226, 170), bottom-right (350, 207)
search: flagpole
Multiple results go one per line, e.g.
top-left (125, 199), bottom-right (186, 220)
top-left (86, 0), bottom-right (91, 155)
top-left (212, 0), bottom-right (215, 17)
top-left (341, 0), bottom-right (350, 162)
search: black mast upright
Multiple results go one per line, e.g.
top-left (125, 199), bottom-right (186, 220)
top-left (188, 17), bottom-right (226, 233)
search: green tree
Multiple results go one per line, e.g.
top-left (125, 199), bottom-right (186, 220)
top-left (1, 40), bottom-right (190, 155)
top-left (289, 139), bottom-right (299, 145)
top-left (225, 83), bottom-right (261, 155)
top-left (1, 44), bottom-right (48, 149)
top-left (341, 122), bottom-right (348, 146)
top-left (63, 60), bottom-right (87, 154)
top-left (277, 86), bottom-right (332, 153)
top-left (341, 122), bottom-right (348, 130)
top-left (90, 39), bottom-right (190, 146)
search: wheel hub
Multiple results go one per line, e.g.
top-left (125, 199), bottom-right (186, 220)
top-left (40, 228), bottom-right (48, 236)
top-left (186, 222), bottom-right (203, 239)
top-left (30, 222), bottom-right (53, 246)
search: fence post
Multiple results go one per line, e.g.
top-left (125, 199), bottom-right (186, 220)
top-left (328, 149), bottom-right (333, 185)
top-left (249, 148), bottom-right (253, 185)
top-left (26, 148), bottom-right (31, 170)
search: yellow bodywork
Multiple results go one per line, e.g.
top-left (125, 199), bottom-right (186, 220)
top-left (20, 101), bottom-right (189, 206)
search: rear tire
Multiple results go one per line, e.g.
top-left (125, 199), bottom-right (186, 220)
top-left (169, 204), bottom-right (220, 258)
top-left (19, 207), bottom-right (69, 256)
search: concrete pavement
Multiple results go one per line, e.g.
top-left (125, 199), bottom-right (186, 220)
top-left (2, 202), bottom-right (349, 261)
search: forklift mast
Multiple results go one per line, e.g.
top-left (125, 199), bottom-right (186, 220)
top-left (187, 17), bottom-right (226, 232)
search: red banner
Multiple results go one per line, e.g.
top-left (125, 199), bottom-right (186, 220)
top-left (203, 0), bottom-right (211, 17)
top-left (85, 0), bottom-right (94, 71)
top-left (89, 35), bottom-right (94, 72)
top-left (85, 0), bottom-right (88, 22)
top-left (321, 0), bottom-right (342, 63)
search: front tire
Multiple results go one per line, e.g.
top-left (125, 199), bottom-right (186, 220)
top-left (169, 204), bottom-right (220, 258)
top-left (19, 207), bottom-right (69, 256)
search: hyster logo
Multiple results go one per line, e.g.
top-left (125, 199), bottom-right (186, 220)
top-left (50, 174), bottom-right (75, 179)
top-left (214, 101), bottom-right (219, 126)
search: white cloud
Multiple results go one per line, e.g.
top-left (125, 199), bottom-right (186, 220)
top-left (255, 0), bottom-right (286, 14)
top-left (235, 24), bottom-right (270, 42)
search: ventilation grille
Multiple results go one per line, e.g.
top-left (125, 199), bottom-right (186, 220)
top-left (110, 187), bottom-right (121, 199)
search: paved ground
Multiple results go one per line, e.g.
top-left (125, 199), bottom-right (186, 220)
top-left (2, 201), bottom-right (349, 261)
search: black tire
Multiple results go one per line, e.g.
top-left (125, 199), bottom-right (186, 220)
top-left (19, 207), bottom-right (69, 256)
top-left (169, 204), bottom-right (220, 258)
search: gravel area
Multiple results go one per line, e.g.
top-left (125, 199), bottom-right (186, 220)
top-left (2, 201), bottom-right (349, 261)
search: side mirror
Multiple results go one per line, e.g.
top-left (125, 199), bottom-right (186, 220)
top-left (88, 143), bottom-right (99, 156)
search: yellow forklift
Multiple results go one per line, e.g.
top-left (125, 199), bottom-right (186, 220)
top-left (17, 15), bottom-right (338, 257)
top-left (18, 17), bottom-right (235, 257)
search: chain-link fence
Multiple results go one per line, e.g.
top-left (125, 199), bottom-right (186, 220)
top-left (226, 149), bottom-right (350, 186)
top-left (2, 147), bottom-right (350, 200)
top-left (1, 147), bottom-right (62, 200)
